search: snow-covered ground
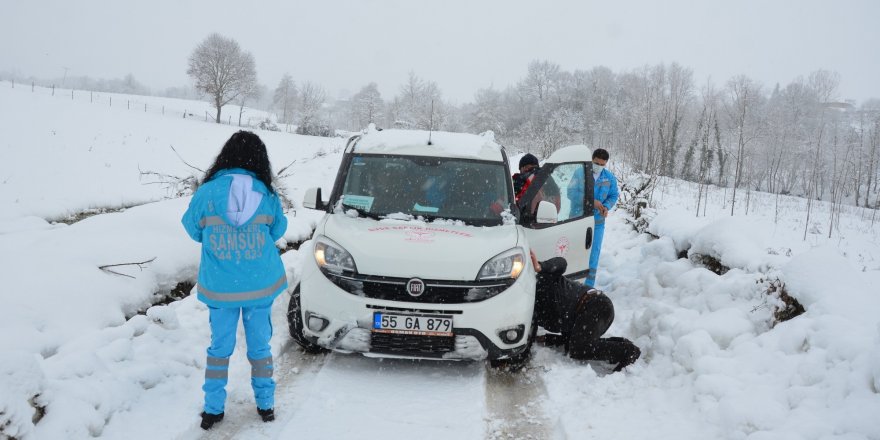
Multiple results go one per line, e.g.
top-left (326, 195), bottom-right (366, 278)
top-left (1, 82), bottom-right (878, 439)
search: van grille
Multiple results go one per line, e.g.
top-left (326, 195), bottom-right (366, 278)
top-left (369, 332), bottom-right (455, 357)
top-left (322, 270), bottom-right (515, 303)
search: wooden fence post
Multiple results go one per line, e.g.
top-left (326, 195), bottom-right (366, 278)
top-left (10, 79), bottom-right (13, 88)
top-left (110, 96), bottom-right (112, 107)
top-left (144, 103), bottom-right (147, 112)
top-left (90, 91), bottom-right (93, 103)
top-left (52, 85), bottom-right (55, 96)
top-left (183, 109), bottom-right (186, 119)
top-left (127, 100), bottom-right (130, 110)
top-left (32, 81), bottom-right (34, 92)
top-left (71, 90), bottom-right (74, 100)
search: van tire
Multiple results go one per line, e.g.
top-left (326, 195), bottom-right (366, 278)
top-left (489, 316), bottom-right (537, 372)
top-left (287, 285), bottom-right (328, 354)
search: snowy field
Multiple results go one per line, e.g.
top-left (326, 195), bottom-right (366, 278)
top-left (1, 82), bottom-right (879, 439)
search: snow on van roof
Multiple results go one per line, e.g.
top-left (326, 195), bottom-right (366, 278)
top-left (352, 129), bottom-right (504, 161)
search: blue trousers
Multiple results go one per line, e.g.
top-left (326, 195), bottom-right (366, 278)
top-left (204, 305), bottom-right (275, 414)
top-left (585, 221), bottom-right (606, 287)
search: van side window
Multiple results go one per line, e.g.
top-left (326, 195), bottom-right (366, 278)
top-left (563, 163), bottom-right (593, 220)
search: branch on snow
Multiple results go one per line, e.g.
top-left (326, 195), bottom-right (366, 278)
top-left (137, 165), bottom-right (198, 198)
top-left (99, 257), bottom-right (157, 279)
top-left (276, 159), bottom-right (297, 179)
top-left (169, 145), bottom-right (205, 174)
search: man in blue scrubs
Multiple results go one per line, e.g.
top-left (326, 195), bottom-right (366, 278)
top-left (567, 149), bottom-right (618, 287)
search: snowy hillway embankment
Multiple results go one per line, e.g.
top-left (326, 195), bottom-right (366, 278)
top-left (2, 84), bottom-right (880, 439)
top-left (553, 176), bottom-right (880, 439)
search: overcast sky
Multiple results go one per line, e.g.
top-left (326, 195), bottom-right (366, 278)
top-left (2, 0), bottom-right (878, 103)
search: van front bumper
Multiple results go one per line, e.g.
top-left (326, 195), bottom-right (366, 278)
top-left (298, 262), bottom-right (536, 361)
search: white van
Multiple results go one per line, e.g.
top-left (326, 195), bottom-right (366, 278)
top-left (289, 129), bottom-right (595, 365)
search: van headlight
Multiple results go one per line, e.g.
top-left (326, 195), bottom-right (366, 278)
top-left (477, 248), bottom-right (525, 281)
top-left (314, 236), bottom-right (358, 274)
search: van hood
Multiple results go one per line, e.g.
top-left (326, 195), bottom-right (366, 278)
top-left (319, 214), bottom-right (521, 280)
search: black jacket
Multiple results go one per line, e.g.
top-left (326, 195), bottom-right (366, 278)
top-left (512, 168), bottom-right (538, 200)
top-left (535, 257), bottom-right (608, 334)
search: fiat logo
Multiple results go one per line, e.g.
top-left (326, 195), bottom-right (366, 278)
top-left (406, 278), bottom-right (425, 297)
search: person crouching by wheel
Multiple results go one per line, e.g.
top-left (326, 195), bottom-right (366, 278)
top-left (181, 131), bottom-right (288, 430)
top-left (530, 251), bottom-right (640, 371)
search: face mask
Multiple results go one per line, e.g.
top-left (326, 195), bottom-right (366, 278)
top-left (592, 163), bottom-right (605, 174)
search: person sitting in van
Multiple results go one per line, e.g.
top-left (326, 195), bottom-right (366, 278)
top-left (513, 153), bottom-right (540, 201)
top-left (529, 176), bottom-right (561, 219)
top-left (530, 251), bottom-right (640, 372)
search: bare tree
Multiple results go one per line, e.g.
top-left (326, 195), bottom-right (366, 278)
top-left (802, 70), bottom-right (840, 239)
top-left (725, 75), bottom-right (763, 216)
top-left (296, 81), bottom-right (327, 135)
top-left (187, 33), bottom-right (257, 124)
top-left (519, 60), bottom-right (563, 103)
top-left (860, 100), bottom-right (880, 209)
top-left (273, 73), bottom-right (297, 125)
top-left (351, 82), bottom-right (383, 128)
top-left (236, 83), bottom-right (263, 127)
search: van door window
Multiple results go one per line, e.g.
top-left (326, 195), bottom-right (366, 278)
top-left (519, 163), bottom-right (593, 226)
top-left (559, 163), bottom-right (593, 221)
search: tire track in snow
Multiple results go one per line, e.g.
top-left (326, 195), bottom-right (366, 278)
top-left (274, 355), bottom-right (487, 438)
top-left (484, 363), bottom-right (555, 440)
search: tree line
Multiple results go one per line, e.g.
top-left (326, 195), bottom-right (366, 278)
top-left (182, 33), bottom-right (880, 211)
top-left (335, 61), bottom-right (880, 212)
top-left (8, 33), bottom-right (877, 211)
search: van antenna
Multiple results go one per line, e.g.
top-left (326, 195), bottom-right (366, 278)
top-left (427, 100), bottom-right (434, 145)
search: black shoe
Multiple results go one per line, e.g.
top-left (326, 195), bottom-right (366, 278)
top-left (568, 336), bottom-right (641, 372)
top-left (200, 411), bottom-right (224, 430)
top-left (258, 407), bottom-right (275, 422)
top-left (608, 338), bottom-right (641, 372)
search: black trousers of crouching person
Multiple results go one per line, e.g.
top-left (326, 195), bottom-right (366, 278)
top-left (535, 257), bottom-right (640, 371)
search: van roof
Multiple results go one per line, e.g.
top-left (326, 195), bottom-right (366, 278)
top-left (352, 129), bottom-right (505, 162)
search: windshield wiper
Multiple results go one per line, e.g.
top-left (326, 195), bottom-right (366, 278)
top-left (340, 203), bottom-right (381, 220)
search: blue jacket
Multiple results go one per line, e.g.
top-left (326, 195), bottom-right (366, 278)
top-left (567, 167), bottom-right (619, 221)
top-left (182, 168), bottom-right (288, 308)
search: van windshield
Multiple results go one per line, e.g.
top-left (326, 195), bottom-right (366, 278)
top-left (339, 154), bottom-right (512, 225)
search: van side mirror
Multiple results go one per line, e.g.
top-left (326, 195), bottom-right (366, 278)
top-left (303, 187), bottom-right (325, 210)
top-left (536, 200), bottom-right (558, 224)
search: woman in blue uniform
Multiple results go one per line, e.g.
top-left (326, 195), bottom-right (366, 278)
top-left (182, 131), bottom-right (288, 430)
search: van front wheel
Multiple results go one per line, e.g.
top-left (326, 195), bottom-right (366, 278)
top-left (287, 285), bottom-right (328, 354)
top-left (489, 318), bottom-right (537, 372)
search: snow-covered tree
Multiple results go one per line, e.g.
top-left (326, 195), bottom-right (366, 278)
top-left (468, 87), bottom-right (506, 136)
top-left (351, 82), bottom-right (383, 129)
top-left (296, 81), bottom-right (327, 136)
top-left (391, 72), bottom-right (446, 130)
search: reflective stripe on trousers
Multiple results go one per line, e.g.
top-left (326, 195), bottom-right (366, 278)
top-left (203, 304), bottom-right (276, 414)
top-left (249, 355), bottom-right (273, 378)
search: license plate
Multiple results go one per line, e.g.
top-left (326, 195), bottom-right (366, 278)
top-left (372, 312), bottom-right (453, 337)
